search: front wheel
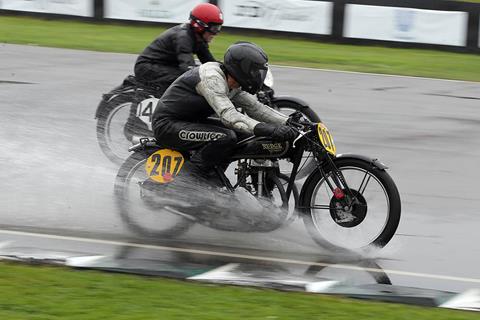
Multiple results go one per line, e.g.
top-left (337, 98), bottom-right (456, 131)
top-left (301, 158), bottom-right (401, 251)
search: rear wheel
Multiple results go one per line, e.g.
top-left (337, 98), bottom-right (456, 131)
top-left (273, 100), bottom-right (320, 123)
top-left (302, 158), bottom-right (401, 251)
top-left (114, 151), bottom-right (194, 238)
top-left (96, 95), bottom-right (151, 165)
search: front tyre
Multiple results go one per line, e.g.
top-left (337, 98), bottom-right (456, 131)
top-left (114, 151), bottom-right (194, 238)
top-left (302, 158), bottom-right (401, 251)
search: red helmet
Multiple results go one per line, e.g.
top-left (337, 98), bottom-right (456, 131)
top-left (190, 3), bottom-right (223, 35)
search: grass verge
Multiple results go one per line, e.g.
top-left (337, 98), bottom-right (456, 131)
top-left (1, 16), bottom-right (479, 82)
top-left (0, 261), bottom-right (477, 320)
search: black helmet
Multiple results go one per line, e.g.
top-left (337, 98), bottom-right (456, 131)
top-left (223, 42), bottom-right (268, 94)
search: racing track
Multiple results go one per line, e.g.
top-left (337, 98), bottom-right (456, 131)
top-left (1, 44), bottom-right (480, 299)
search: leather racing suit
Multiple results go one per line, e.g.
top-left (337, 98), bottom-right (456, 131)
top-left (134, 24), bottom-right (216, 91)
top-left (152, 62), bottom-right (288, 175)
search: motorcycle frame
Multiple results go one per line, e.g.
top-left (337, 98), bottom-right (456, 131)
top-left (130, 123), bottom-right (389, 213)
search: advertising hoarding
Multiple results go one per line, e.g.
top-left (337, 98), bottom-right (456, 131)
top-left (104, 0), bottom-right (205, 23)
top-left (1, 0), bottom-right (93, 17)
top-left (344, 4), bottom-right (468, 46)
top-left (220, 0), bottom-right (333, 35)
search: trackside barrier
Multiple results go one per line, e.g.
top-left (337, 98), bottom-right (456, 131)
top-left (0, 0), bottom-right (478, 52)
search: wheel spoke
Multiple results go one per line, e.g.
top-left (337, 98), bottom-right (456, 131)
top-left (358, 171), bottom-right (372, 195)
top-left (309, 204), bottom-right (332, 210)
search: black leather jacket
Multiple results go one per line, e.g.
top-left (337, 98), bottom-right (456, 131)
top-left (135, 24), bottom-right (215, 72)
top-left (153, 63), bottom-right (288, 135)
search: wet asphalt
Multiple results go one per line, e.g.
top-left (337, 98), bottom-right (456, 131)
top-left (1, 43), bottom-right (479, 293)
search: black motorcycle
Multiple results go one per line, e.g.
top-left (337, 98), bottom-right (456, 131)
top-left (114, 113), bottom-right (401, 252)
top-left (95, 69), bottom-right (320, 167)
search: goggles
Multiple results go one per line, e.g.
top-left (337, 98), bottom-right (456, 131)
top-left (196, 19), bottom-right (222, 34)
top-left (207, 24), bottom-right (222, 34)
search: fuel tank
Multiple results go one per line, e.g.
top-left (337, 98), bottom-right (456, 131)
top-left (231, 137), bottom-right (290, 159)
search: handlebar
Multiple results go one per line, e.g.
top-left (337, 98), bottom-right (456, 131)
top-left (285, 111), bottom-right (319, 147)
top-left (286, 111), bottom-right (315, 130)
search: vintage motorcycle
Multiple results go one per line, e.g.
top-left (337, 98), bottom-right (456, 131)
top-left (95, 69), bottom-right (320, 166)
top-left (114, 113), bottom-right (401, 252)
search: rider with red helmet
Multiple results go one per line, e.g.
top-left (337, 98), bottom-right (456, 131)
top-left (190, 2), bottom-right (223, 39)
top-left (134, 3), bottom-right (223, 92)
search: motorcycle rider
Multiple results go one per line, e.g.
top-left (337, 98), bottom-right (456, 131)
top-left (152, 41), bottom-right (297, 186)
top-left (122, 3), bottom-right (223, 142)
top-left (134, 2), bottom-right (223, 92)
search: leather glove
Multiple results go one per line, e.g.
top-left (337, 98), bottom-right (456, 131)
top-left (254, 123), bottom-right (297, 142)
top-left (286, 111), bottom-right (303, 125)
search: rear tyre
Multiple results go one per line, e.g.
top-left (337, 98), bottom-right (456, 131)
top-left (273, 100), bottom-right (320, 122)
top-left (96, 95), bottom-right (151, 165)
top-left (114, 151), bottom-right (194, 238)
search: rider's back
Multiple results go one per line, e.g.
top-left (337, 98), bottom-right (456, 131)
top-left (135, 24), bottom-right (213, 71)
top-left (152, 65), bottom-right (214, 122)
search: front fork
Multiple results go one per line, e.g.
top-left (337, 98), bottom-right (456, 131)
top-left (318, 155), bottom-right (358, 208)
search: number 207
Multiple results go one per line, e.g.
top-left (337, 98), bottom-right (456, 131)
top-left (150, 154), bottom-right (183, 176)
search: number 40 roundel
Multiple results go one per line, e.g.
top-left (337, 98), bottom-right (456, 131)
top-left (145, 149), bottom-right (185, 183)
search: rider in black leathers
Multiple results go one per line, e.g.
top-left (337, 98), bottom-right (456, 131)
top-left (152, 42), bottom-right (297, 186)
top-left (119, 3), bottom-right (223, 142)
top-left (134, 2), bottom-right (223, 93)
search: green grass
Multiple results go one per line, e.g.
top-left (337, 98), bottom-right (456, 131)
top-left (0, 261), bottom-right (477, 320)
top-left (1, 16), bottom-right (480, 81)
top-left (1, 14), bottom-right (479, 319)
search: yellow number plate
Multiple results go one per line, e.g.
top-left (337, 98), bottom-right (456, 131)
top-left (317, 123), bottom-right (336, 156)
top-left (145, 149), bottom-right (185, 183)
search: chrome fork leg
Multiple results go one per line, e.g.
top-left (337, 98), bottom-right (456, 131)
top-left (257, 169), bottom-right (264, 197)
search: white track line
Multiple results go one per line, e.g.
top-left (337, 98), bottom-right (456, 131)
top-left (1, 229), bottom-right (479, 284)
